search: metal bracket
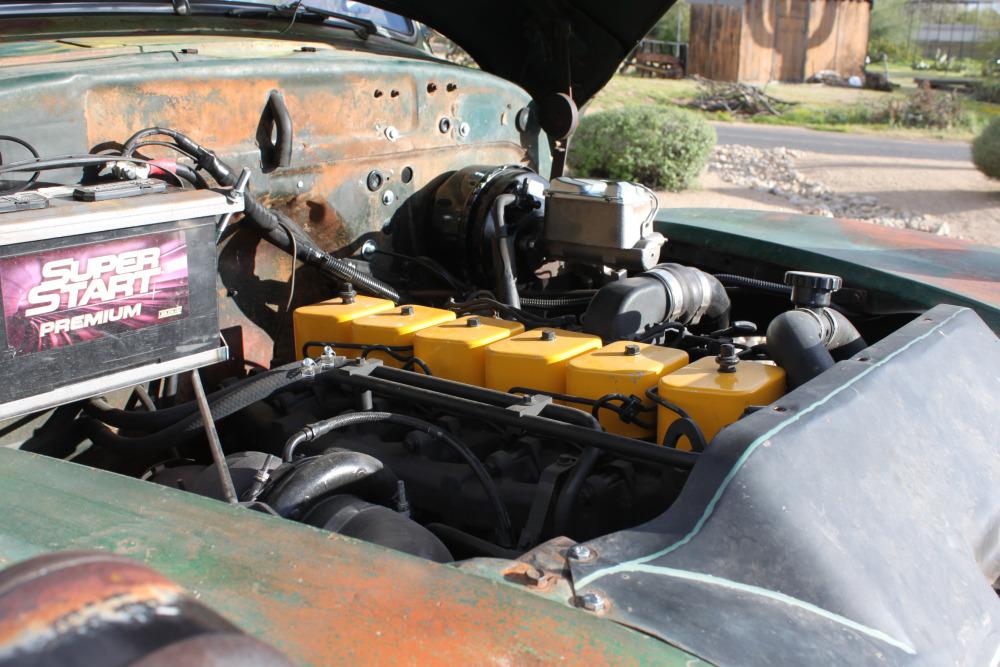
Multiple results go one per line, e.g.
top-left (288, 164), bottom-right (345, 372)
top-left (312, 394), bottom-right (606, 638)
top-left (341, 358), bottom-right (384, 377)
top-left (507, 394), bottom-right (552, 417)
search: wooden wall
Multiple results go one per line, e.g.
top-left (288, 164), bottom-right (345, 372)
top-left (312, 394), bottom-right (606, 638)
top-left (687, 0), bottom-right (743, 82)
top-left (687, 0), bottom-right (870, 83)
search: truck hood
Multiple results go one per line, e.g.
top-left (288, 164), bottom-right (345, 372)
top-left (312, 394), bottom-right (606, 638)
top-left (369, 0), bottom-right (674, 109)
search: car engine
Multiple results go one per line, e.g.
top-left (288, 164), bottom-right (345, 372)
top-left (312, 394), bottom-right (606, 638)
top-left (0, 127), bottom-right (873, 562)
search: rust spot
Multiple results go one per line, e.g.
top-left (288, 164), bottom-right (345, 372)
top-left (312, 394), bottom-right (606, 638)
top-left (0, 551), bottom-right (183, 648)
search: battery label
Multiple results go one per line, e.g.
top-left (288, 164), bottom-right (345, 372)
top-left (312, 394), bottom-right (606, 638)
top-left (0, 231), bottom-right (190, 354)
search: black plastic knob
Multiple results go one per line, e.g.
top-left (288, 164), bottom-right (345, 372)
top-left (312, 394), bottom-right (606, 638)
top-left (784, 271), bottom-right (842, 308)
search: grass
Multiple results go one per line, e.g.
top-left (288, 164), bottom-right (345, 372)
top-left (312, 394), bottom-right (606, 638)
top-left (588, 74), bottom-right (1000, 141)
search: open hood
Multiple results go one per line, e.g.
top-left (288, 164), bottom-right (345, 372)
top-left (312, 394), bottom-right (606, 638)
top-left (367, 1), bottom-right (674, 116)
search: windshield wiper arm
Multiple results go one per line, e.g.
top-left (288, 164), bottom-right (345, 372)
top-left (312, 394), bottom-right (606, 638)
top-left (278, 1), bottom-right (380, 38)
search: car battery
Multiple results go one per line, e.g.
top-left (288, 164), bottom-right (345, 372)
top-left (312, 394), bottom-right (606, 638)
top-left (0, 182), bottom-right (242, 420)
top-left (293, 293), bottom-right (395, 360)
top-left (413, 315), bottom-right (524, 385)
top-left (657, 357), bottom-right (786, 449)
top-left (484, 328), bottom-right (601, 395)
top-left (566, 341), bottom-right (689, 439)
top-left (351, 304), bottom-right (455, 368)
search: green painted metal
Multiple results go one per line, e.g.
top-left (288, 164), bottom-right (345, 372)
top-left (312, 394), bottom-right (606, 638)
top-left (0, 447), bottom-right (703, 666)
top-left (656, 208), bottom-right (1000, 331)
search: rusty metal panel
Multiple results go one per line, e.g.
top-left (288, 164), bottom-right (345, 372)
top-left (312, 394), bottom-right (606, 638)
top-left (656, 208), bottom-right (1000, 331)
top-left (0, 447), bottom-right (701, 666)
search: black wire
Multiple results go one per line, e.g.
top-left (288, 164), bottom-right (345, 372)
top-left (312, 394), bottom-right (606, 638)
top-left (299, 340), bottom-right (432, 375)
top-left (0, 135), bottom-right (40, 195)
top-left (507, 387), bottom-right (655, 430)
top-left (449, 297), bottom-right (574, 328)
top-left (373, 249), bottom-right (470, 293)
top-left (645, 386), bottom-right (692, 420)
top-left (0, 154), bottom-right (162, 175)
top-left (133, 140), bottom-right (201, 161)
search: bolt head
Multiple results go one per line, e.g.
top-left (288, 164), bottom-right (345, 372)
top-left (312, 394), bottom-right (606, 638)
top-left (624, 343), bottom-right (641, 356)
top-left (400, 305), bottom-right (415, 316)
top-left (381, 190), bottom-right (396, 206)
top-left (384, 126), bottom-right (400, 141)
top-left (540, 330), bottom-right (556, 342)
top-left (577, 592), bottom-right (608, 613)
top-left (567, 544), bottom-right (593, 561)
top-left (458, 122), bottom-right (471, 137)
top-left (466, 317), bottom-right (481, 328)
top-left (296, 180), bottom-right (305, 189)
top-left (360, 241), bottom-right (377, 259)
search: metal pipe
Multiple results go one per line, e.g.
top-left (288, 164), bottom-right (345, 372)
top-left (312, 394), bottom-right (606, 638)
top-left (191, 369), bottom-right (238, 505)
top-left (324, 365), bottom-right (699, 469)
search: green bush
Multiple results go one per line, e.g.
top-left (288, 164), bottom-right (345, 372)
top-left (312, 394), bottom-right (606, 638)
top-left (571, 106), bottom-right (715, 191)
top-left (972, 117), bottom-right (1000, 179)
top-left (972, 80), bottom-right (1000, 104)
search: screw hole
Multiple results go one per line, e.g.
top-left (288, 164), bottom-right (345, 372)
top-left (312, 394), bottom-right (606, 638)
top-left (426, 82), bottom-right (438, 93)
top-left (773, 406), bottom-right (788, 413)
top-left (401, 166), bottom-right (413, 184)
top-left (858, 356), bottom-right (871, 362)
top-left (373, 89), bottom-right (383, 98)
top-left (390, 89), bottom-right (400, 98)
top-left (446, 82), bottom-right (458, 92)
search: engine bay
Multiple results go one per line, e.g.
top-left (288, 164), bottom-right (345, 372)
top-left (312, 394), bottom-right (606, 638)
top-left (0, 123), bottom-right (895, 564)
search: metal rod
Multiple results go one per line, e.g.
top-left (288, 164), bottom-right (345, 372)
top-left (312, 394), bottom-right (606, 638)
top-left (190, 369), bottom-right (238, 504)
top-left (326, 365), bottom-right (699, 469)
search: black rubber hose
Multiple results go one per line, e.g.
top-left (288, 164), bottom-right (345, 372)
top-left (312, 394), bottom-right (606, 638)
top-left (282, 410), bottom-right (514, 546)
top-left (582, 264), bottom-right (731, 341)
top-left (84, 364), bottom-right (311, 455)
top-left (553, 446), bottom-right (601, 537)
top-left (425, 523), bottom-right (521, 560)
top-left (0, 134), bottom-right (40, 195)
top-left (766, 307), bottom-right (866, 388)
top-left (265, 451), bottom-right (383, 519)
top-left (303, 496), bottom-right (453, 563)
top-left (84, 376), bottom-right (254, 431)
top-left (715, 274), bottom-right (793, 296)
top-left (662, 417), bottom-right (708, 452)
top-left (520, 296), bottom-right (595, 308)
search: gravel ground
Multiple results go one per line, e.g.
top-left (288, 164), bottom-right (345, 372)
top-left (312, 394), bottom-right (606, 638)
top-left (662, 144), bottom-right (1000, 246)
top-left (711, 145), bottom-right (949, 234)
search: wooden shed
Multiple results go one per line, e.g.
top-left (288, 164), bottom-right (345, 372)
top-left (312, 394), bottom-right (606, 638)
top-left (687, 0), bottom-right (871, 82)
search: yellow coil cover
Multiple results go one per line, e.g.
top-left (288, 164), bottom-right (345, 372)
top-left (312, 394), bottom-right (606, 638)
top-left (351, 305), bottom-right (456, 368)
top-left (657, 357), bottom-right (786, 449)
top-left (414, 316), bottom-right (525, 385)
top-left (292, 295), bottom-right (395, 360)
top-left (485, 328), bottom-right (602, 394)
top-left (567, 341), bottom-right (689, 438)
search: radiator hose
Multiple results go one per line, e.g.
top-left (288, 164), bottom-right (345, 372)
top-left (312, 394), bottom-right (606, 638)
top-left (582, 263), bottom-right (731, 341)
top-left (765, 271), bottom-right (867, 388)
